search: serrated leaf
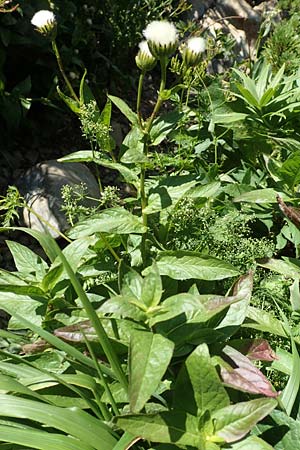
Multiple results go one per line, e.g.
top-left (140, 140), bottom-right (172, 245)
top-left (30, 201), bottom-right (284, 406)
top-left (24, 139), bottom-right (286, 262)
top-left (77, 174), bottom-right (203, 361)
top-left (129, 330), bottom-right (174, 413)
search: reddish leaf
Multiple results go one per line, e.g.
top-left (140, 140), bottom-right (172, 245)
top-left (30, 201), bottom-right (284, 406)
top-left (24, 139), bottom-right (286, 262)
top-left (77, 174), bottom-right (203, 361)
top-left (54, 320), bottom-right (96, 342)
top-left (230, 339), bottom-right (278, 362)
top-left (220, 345), bottom-right (279, 398)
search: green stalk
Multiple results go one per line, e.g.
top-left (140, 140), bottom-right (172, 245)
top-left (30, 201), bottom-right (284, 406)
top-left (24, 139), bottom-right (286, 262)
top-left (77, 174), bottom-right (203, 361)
top-left (52, 39), bottom-right (80, 103)
top-left (137, 71), bottom-right (145, 128)
top-left (54, 242), bottom-right (128, 393)
top-left (139, 57), bottom-right (168, 266)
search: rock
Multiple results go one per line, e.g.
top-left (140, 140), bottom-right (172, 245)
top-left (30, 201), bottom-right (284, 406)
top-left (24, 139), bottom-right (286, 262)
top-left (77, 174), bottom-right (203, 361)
top-left (18, 160), bottom-right (100, 238)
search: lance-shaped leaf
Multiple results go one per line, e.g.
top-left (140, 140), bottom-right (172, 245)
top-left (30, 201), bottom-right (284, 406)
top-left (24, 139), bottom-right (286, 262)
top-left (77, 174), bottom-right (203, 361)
top-left (211, 397), bottom-right (277, 443)
top-left (229, 339), bottom-right (278, 362)
top-left (129, 330), bottom-right (174, 413)
top-left (116, 411), bottom-right (205, 448)
top-left (219, 346), bottom-right (278, 397)
top-left (173, 343), bottom-right (229, 416)
top-left (228, 435), bottom-right (275, 449)
top-left (67, 207), bottom-right (147, 239)
top-left (154, 251), bottom-right (239, 280)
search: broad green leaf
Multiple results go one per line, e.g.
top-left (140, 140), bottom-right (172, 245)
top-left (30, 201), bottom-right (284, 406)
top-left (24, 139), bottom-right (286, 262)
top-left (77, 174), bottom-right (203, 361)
top-left (216, 272), bottom-right (253, 337)
top-left (289, 279), bottom-right (300, 311)
top-left (0, 292), bottom-right (45, 328)
top-left (108, 95), bottom-right (137, 124)
top-left (141, 263), bottom-right (162, 308)
top-left (212, 112), bottom-right (248, 124)
top-left (173, 343), bottom-right (229, 415)
top-left (97, 160), bottom-right (139, 184)
top-left (278, 151), bottom-right (300, 189)
top-left (0, 374), bottom-right (49, 403)
top-left (154, 251), bottom-right (239, 280)
top-left (129, 330), bottom-right (174, 413)
top-left (233, 189), bottom-right (290, 204)
top-left (0, 394), bottom-right (117, 450)
top-left (270, 410), bottom-right (300, 450)
top-left (257, 258), bottom-right (300, 279)
top-left (185, 181), bottom-right (221, 199)
top-left (67, 207), bottom-right (147, 239)
top-left (120, 126), bottom-right (146, 163)
top-left (244, 306), bottom-right (287, 338)
top-left (57, 86), bottom-right (80, 114)
top-left (58, 150), bottom-right (99, 163)
top-left (0, 425), bottom-right (94, 450)
top-left (228, 435), bottom-right (275, 449)
top-left (212, 398), bottom-right (277, 443)
top-left (5, 240), bottom-right (48, 277)
top-left (144, 176), bottom-right (196, 215)
top-left (100, 97), bottom-right (112, 127)
top-left (150, 111), bottom-right (183, 146)
top-left (116, 411), bottom-right (205, 447)
top-left (0, 227), bottom-right (58, 262)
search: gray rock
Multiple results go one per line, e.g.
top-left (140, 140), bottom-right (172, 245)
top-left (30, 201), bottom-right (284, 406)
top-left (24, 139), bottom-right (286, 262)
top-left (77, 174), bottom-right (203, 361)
top-left (18, 160), bottom-right (100, 238)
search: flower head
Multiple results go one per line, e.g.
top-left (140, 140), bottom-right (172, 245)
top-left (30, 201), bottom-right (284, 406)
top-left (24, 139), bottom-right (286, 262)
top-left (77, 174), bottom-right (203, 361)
top-left (143, 20), bottom-right (178, 59)
top-left (31, 10), bottom-right (56, 38)
top-left (181, 36), bottom-right (206, 67)
top-left (135, 40), bottom-right (157, 72)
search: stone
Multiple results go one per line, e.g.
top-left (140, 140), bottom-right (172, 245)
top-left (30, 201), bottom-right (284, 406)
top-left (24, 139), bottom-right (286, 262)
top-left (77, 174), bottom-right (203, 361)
top-left (18, 160), bottom-right (100, 238)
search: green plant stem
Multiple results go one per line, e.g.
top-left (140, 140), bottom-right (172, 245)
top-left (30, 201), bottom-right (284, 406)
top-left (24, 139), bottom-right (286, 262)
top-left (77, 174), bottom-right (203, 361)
top-left (52, 39), bottom-right (80, 104)
top-left (137, 71), bottom-right (145, 128)
top-left (56, 243), bottom-right (128, 393)
top-left (91, 141), bottom-right (103, 193)
top-left (25, 204), bottom-right (72, 243)
top-left (139, 57), bottom-right (168, 266)
top-left (99, 232), bottom-right (121, 263)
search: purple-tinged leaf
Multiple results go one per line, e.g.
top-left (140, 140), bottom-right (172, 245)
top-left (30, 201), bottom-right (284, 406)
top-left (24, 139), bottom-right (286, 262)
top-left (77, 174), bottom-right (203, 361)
top-left (230, 339), bottom-right (278, 362)
top-left (220, 346), bottom-right (279, 397)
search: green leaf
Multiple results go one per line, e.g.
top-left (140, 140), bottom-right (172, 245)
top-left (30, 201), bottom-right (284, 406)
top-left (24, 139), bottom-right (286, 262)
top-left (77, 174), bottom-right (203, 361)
top-left (244, 306), bottom-right (287, 338)
top-left (228, 435), bottom-right (275, 449)
top-left (270, 410), bottom-right (300, 450)
top-left (129, 330), bottom-right (174, 413)
top-left (233, 189), bottom-right (290, 204)
top-left (120, 126), bottom-right (146, 163)
top-left (212, 398), bottom-right (277, 443)
top-left (5, 240), bottom-right (48, 277)
top-left (278, 151), bottom-right (300, 189)
top-left (212, 112), bottom-right (248, 124)
top-left (154, 251), bottom-right (239, 280)
top-left (116, 411), bottom-right (205, 447)
top-left (112, 432), bottom-right (140, 450)
top-left (57, 86), bottom-right (80, 114)
top-left (281, 338), bottom-right (300, 416)
top-left (257, 258), bottom-right (300, 279)
top-left (67, 207), bottom-right (147, 239)
top-left (100, 98), bottom-right (112, 127)
top-left (173, 343), bottom-right (229, 416)
top-left (150, 111), bottom-right (183, 146)
top-left (108, 95), bottom-right (137, 125)
top-left (141, 263), bottom-right (162, 308)
top-left (0, 394), bottom-right (117, 450)
top-left (0, 425), bottom-right (95, 450)
top-left (79, 69), bottom-right (96, 106)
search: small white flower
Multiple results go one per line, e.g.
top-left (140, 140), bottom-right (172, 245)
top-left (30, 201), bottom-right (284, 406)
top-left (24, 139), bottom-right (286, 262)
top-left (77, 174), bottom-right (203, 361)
top-left (31, 10), bottom-right (56, 29)
top-left (143, 20), bottom-right (178, 58)
top-left (136, 40), bottom-right (156, 71)
top-left (187, 37), bottom-right (206, 54)
top-left (182, 36), bottom-right (206, 67)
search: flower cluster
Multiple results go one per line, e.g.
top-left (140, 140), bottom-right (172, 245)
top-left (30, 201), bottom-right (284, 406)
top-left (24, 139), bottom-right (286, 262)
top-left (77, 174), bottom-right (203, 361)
top-left (31, 10), bottom-right (57, 38)
top-left (136, 19), bottom-right (206, 71)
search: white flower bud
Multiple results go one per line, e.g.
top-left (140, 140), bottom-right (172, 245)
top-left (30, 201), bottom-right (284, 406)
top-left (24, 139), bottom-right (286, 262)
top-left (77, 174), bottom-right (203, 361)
top-left (181, 36), bottom-right (206, 67)
top-left (31, 10), bottom-right (56, 38)
top-left (143, 20), bottom-right (178, 59)
top-left (135, 40), bottom-right (156, 72)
